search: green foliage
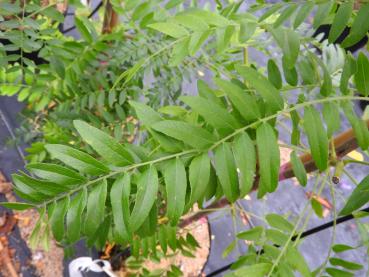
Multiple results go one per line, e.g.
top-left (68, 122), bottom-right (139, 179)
top-left (2, 0), bottom-right (369, 276)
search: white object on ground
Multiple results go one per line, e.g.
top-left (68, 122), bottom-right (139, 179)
top-left (69, 257), bottom-right (117, 277)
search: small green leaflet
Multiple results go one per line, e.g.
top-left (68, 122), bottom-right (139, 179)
top-left (40, 7), bottom-right (64, 22)
top-left (322, 102), bottom-right (340, 138)
top-left (92, 215), bottom-right (111, 250)
top-left (151, 129), bottom-right (184, 153)
top-left (342, 101), bottom-right (369, 150)
top-left (293, 2), bottom-right (314, 29)
top-left (270, 27), bottom-right (300, 70)
top-left (158, 105), bottom-right (187, 117)
top-left (189, 30), bottom-right (211, 56)
top-left (0, 202), bottom-right (34, 210)
top-left (110, 174), bottom-right (131, 243)
top-left (332, 244), bottom-right (355, 253)
top-left (303, 107), bottom-right (328, 171)
top-left (180, 96), bottom-right (240, 133)
top-left (214, 143), bottom-right (239, 202)
top-left (84, 180), bottom-right (107, 237)
top-left (232, 132), bottom-right (256, 197)
top-left (319, 61), bottom-right (333, 96)
top-left (66, 188), bottom-right (87, 243)
top-left (328, 0), bottom-right (353, 43)
top-left (11, 175), bottom-right (45, 203)
top-left (48, 197), bottom-right (70, 241)
top-left (222, 240), bottom-right (236, 258)
top-left (265, 213), bottom-right (294, 233)
top-left (130, 166), bottom-right (159, 231)
top-left (28, 207), bottom-right (45, 249)
top-left (290, 109), bottom-right (301, 145)
top-left (264, 245), bottom-right (281, 260)
top-left (203, 165), bottom-right (218, 202)
top-left (282, 59), bottom-right (298, 87)
top-left (216, 25), bottom-right (235, 54)
top-left (131, 239), bottom-right (139, 258)
top-left (26, 163), bottom-right (86, 186)
top-left (298, 58), bottom-right (315, 85)
top-left (258, 3), bottom-right (283, 22)
top-left (164, 158), bottom-right (187, 225)
top-left (130, 100), bottom-right (163, 127)
top-left (74, 120), bottom-right (133, 167)
top-left (285, 246), bottom-right (311, 277)
top-left (13, 174), bottom-right (67, 197)
top-left (267, 59), bottom-right (282, 89)
top-left (49, 56), bottom-right (65, 79)
top-left (342, 3), bottom-right (369, 48)
top-left (313, 1), bottom-right (333, 29)
top-left (115, 103), bottom-right (126, 120)
top-left (75, 17), bottom-right (97, 43)
top-left (226, 263), bottom-right (272, 277)
top-left (340, 175), bottom-right (369, 216)
top-left (188, 153), bottom-right (211, 206)
top-left (273, 3), bottom-right (297, 28)
top-left (256, 123), bottom-right (280, 197)
top-left (166, 225), bottom-right (177, 251)
top-left (239, 20), bottom-right (256, 43)
top-left (45, 144), bottom-right (109, 175)
top-left (169, 37), bottom-right (189, 66)
top-left (108, 91), bottom-right (116, 108)
top-left (325, 267), bottom-right (353, 277)
top-left (186, 233), bottom-right (200, 249)
top-left (290, 151), bottom-right (307, 187)
top-left (354, 52), bottom-right (369, 97)
top-left (187, 9), bottom-right (230, 27)
top-left (172, 14), bottom-right (208, 32)
top-left (266, 229), bottom-right (289, 245)
top-left (137, 203), bottom-right (157, 238)
top-left (148, 22), bottom-right (188, 38)
top-left (237, 226), bottom-right (264, 241)
top-left (151, 120), bottom-right (216, 149)
top-left (329, 258), bottom-right (363, 271)
top-left (215, 78), bottom-right (261, 121)
top-left (198, 79), bottom-right (222, 105)
top-left (235, 65), bottom-right (284, 112)
top-left (340, 53), bottom-right (357, 95)
top-left (158, 226), bottom-right (168, 254)
top-left (311, 198), bottom-right (324, 218)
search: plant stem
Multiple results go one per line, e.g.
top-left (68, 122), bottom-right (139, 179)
top-left (343, 168), bottom-right (359, 186)
top-left (268, 172), bottom-right (327, 276)
top-left (343, 159), bottom-right (369, 167)
top-left (316, 171), bottom-right (337, 275)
